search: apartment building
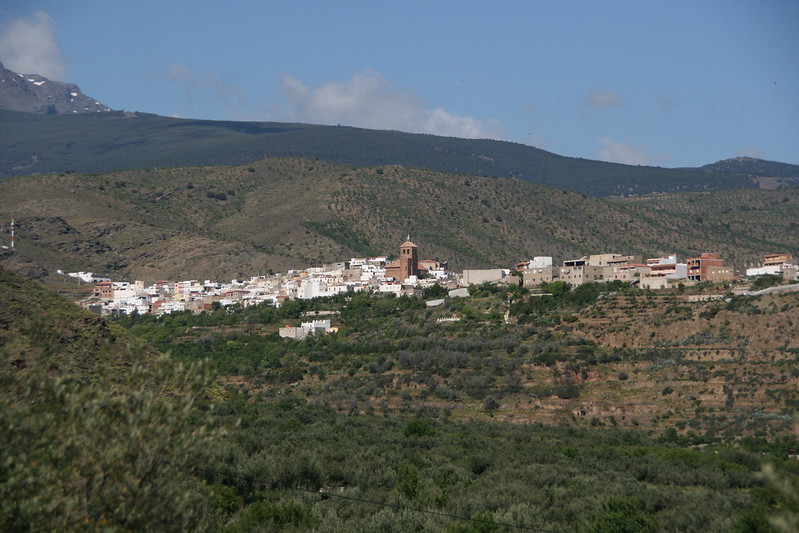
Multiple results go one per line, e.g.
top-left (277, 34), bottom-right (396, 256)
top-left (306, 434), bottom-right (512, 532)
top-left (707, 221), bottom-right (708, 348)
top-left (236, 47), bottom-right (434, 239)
top-left (687, 253), bottom-right (735, 282)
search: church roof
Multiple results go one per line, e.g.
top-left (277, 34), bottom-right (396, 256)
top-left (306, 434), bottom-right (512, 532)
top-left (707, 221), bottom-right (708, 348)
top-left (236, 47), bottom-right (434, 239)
top-left (401, 235), bottom-right (418, 248)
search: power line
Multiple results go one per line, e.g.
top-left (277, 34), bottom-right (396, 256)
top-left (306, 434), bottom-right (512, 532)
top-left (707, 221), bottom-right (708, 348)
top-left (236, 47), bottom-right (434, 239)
top-left (295, 486), bottom-right (556, 532)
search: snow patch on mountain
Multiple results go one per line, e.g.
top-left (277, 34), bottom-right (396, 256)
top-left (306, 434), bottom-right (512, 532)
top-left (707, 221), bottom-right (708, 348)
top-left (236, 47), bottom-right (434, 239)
top-left (0, 61), bottom-right (113, 115)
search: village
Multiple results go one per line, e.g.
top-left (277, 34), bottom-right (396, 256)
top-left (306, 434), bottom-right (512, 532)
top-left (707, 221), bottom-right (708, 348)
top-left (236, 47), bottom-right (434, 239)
top-left (68, 237), bottom-right (798, 332)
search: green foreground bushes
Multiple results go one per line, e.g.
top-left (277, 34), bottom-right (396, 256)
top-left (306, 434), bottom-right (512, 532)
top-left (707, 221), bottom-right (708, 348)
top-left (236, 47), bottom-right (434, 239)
top-left (4, 280), bottom-right (798, 531)
top-left (2, 348), bottom-right (798, 531)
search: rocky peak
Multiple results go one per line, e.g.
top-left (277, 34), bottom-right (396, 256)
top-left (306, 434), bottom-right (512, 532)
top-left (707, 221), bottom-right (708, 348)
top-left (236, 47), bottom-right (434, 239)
top-left (0, 61), bottom-right (113, 115)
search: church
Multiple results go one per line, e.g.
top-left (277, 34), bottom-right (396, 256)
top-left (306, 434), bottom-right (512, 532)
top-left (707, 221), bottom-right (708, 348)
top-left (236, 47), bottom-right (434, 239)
top-left (384, 237), bottom-right (447, 281)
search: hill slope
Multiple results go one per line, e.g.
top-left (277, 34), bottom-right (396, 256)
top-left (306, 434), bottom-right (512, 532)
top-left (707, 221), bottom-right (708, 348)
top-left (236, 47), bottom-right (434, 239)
top-left (0, 265), bottom-right (219, 529)
top-left (0, 265), bottom-right (157, 379)
top-left (0, 109), bottom-right (759, 196)
top-left (699, 157), bottom-right (799, 190)
top-left (0, 158), bottom-right (798, 283)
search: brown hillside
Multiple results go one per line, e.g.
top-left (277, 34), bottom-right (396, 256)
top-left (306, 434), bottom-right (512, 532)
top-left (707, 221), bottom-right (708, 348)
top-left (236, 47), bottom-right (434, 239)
top-left (0, 158), bottom-right (797, 283)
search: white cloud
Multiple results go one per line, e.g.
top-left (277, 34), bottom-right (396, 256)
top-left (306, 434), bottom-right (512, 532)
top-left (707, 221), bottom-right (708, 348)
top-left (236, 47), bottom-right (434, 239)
top-left (279, 70), bottom-right (500, 139)
top-left (0, 11), bottom-right (67, 80)
top-left (597, 137), bottom-right (671, 166)
top-left (657, 95), bottom-right (677, 112)
top-left (166, 63), bottom-right (202, 88)
top-left (578, 89), bottom-right (622, 117)
top-left (155, 63), bottom-right (251, 118)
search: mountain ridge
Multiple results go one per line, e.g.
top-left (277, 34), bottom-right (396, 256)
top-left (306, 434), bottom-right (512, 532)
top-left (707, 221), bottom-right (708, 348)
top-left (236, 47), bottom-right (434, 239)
top-left (3, 68), bottom-right (796, 196)
top-left (0, 62), bottom-right (112, 115)
top-left (0, 109), bottom-right (767, 197)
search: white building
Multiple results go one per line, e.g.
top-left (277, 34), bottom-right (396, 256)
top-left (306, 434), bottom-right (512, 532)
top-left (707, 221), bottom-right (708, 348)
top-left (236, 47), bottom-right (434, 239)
top-left (279, 319), bottom-right (334, 340)
top-left (746, 254), bottom-right (796, 278)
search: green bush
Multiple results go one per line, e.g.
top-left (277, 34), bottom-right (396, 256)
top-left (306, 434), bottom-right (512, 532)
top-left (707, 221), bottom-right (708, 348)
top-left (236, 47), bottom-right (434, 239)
top-left (0, 353), bottom-right (219, 531)
top-left (588, 497), bottom-right (658, 533)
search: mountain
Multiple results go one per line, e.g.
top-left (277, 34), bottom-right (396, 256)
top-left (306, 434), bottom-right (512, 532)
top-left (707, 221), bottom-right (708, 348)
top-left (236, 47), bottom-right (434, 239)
top-left (0, 109), bottom-right (760, 197)
top-left (1, 158), bottom-right (797, 283)
top-left (0, 62), bottom-right (112, 115)
top-left (3, 67), bottom-right (795, 197)
top-left (699, 156), bottom-right (799, 190)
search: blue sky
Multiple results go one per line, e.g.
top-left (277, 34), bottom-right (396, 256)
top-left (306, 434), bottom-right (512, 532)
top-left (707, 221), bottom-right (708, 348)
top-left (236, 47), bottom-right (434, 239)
top-left (1, 1), bottom-right (797, 167)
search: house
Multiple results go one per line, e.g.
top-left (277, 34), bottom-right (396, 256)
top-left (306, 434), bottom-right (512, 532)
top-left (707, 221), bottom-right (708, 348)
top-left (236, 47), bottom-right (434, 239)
top-left (279, 319), bottom-right (335, 340)
top-left (746, 254), bottom-right (797, 279)
top-left (639, 254), bottom-right (688, 289)
top-left (521, 257), bottom-right (558, 287)
top-left (587, 253), bottom-right (641, 267)
top-left (93, 280), bottom-right (114, 300)
top-left (603, 263), bottom-right (650, 283)
top-left (687, 253), bottom-right (735, 282)
top-left (558, 257), bottom-right (603, 285)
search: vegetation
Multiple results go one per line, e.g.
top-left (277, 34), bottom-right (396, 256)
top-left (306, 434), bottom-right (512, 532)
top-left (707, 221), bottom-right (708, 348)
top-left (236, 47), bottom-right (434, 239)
top-left (1, 158), bottom-right (798, 284)
top-left (1, 109), bottom-right (773, 196)
top-left (108, 281), bottom-right (799, 440)
top-left (2, 267), bottom-right (799, 530)
top-left (0, 266), bottom-right (219, 529)
top-left (750, 274), bottom-right (784, 292)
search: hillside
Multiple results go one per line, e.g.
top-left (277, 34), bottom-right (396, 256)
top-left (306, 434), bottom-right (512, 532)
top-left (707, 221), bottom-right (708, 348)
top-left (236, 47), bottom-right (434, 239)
top-left (0, 109), bottom-right (759, 196)
top-left (699, 157), bottom-right (799, 190)
top-left (111, 281), bottom-right (799, 530)
top-left (3, 247), bottom-right (799, 531)
top-left (1, 158), bottom-right (798, 283)
top-left (0, 265), bottom-right (221, 529)
top-left (702, 157), bottom-right (799, 178)
top-left (0, 265), bottom-right (156, 379)
top-left (123, 281), bottom-right (799, 440)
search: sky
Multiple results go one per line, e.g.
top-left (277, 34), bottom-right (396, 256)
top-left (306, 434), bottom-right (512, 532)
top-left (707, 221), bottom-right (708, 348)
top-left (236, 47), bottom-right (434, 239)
top-left (1, 1), bottom-right (797, 167)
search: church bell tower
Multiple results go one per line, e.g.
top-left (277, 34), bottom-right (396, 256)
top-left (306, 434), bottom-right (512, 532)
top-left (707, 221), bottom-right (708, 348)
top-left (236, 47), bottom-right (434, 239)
top-left (399, 236), bottom-right (419, 280)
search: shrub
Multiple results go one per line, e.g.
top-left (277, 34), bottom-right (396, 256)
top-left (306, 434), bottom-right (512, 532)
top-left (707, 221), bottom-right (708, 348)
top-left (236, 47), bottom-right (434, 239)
top-left (588, 497), bottom-right (658, 533)
top-left (404, 418), bottom-right (435, 437)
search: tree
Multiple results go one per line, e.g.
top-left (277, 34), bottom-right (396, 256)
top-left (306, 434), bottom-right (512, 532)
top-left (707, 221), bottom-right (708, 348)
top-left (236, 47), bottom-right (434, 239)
top-left (588, 497), bottom-right (658, 533)
top-left (0, 351), bottom-right (219, 531)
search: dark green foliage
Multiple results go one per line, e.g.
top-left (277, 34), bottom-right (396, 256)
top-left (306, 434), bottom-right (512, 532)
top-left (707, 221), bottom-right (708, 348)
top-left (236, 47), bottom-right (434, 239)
top-left (223, 500), bottom-right (316, 532)
top-left (588, 497), bottom-right (658, 533)
top-left (423, 283), bottom-right (448, 299)
top-left (727, 296), bottom-right (763, 315)
top-left (0, 350), bottom-right (219, 531)
top-left (750, 274), bottom-right (783, 292)
top-left (396, 463), bottom-right (421, 499)
top-left (5, 267), bottom-right (799, 531)
top-left (0, 109), bottom-right (763, 196)
top-left (511, 281), bottom-right (635, 325)
top-left (188, 402), bottom-right (797, 532)
top-left (404, 418), bottom-right (436, 437)
top-left (701, 157), bottom-right (799, 179)
top-left (305, 219), bottom-right (377, 256)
